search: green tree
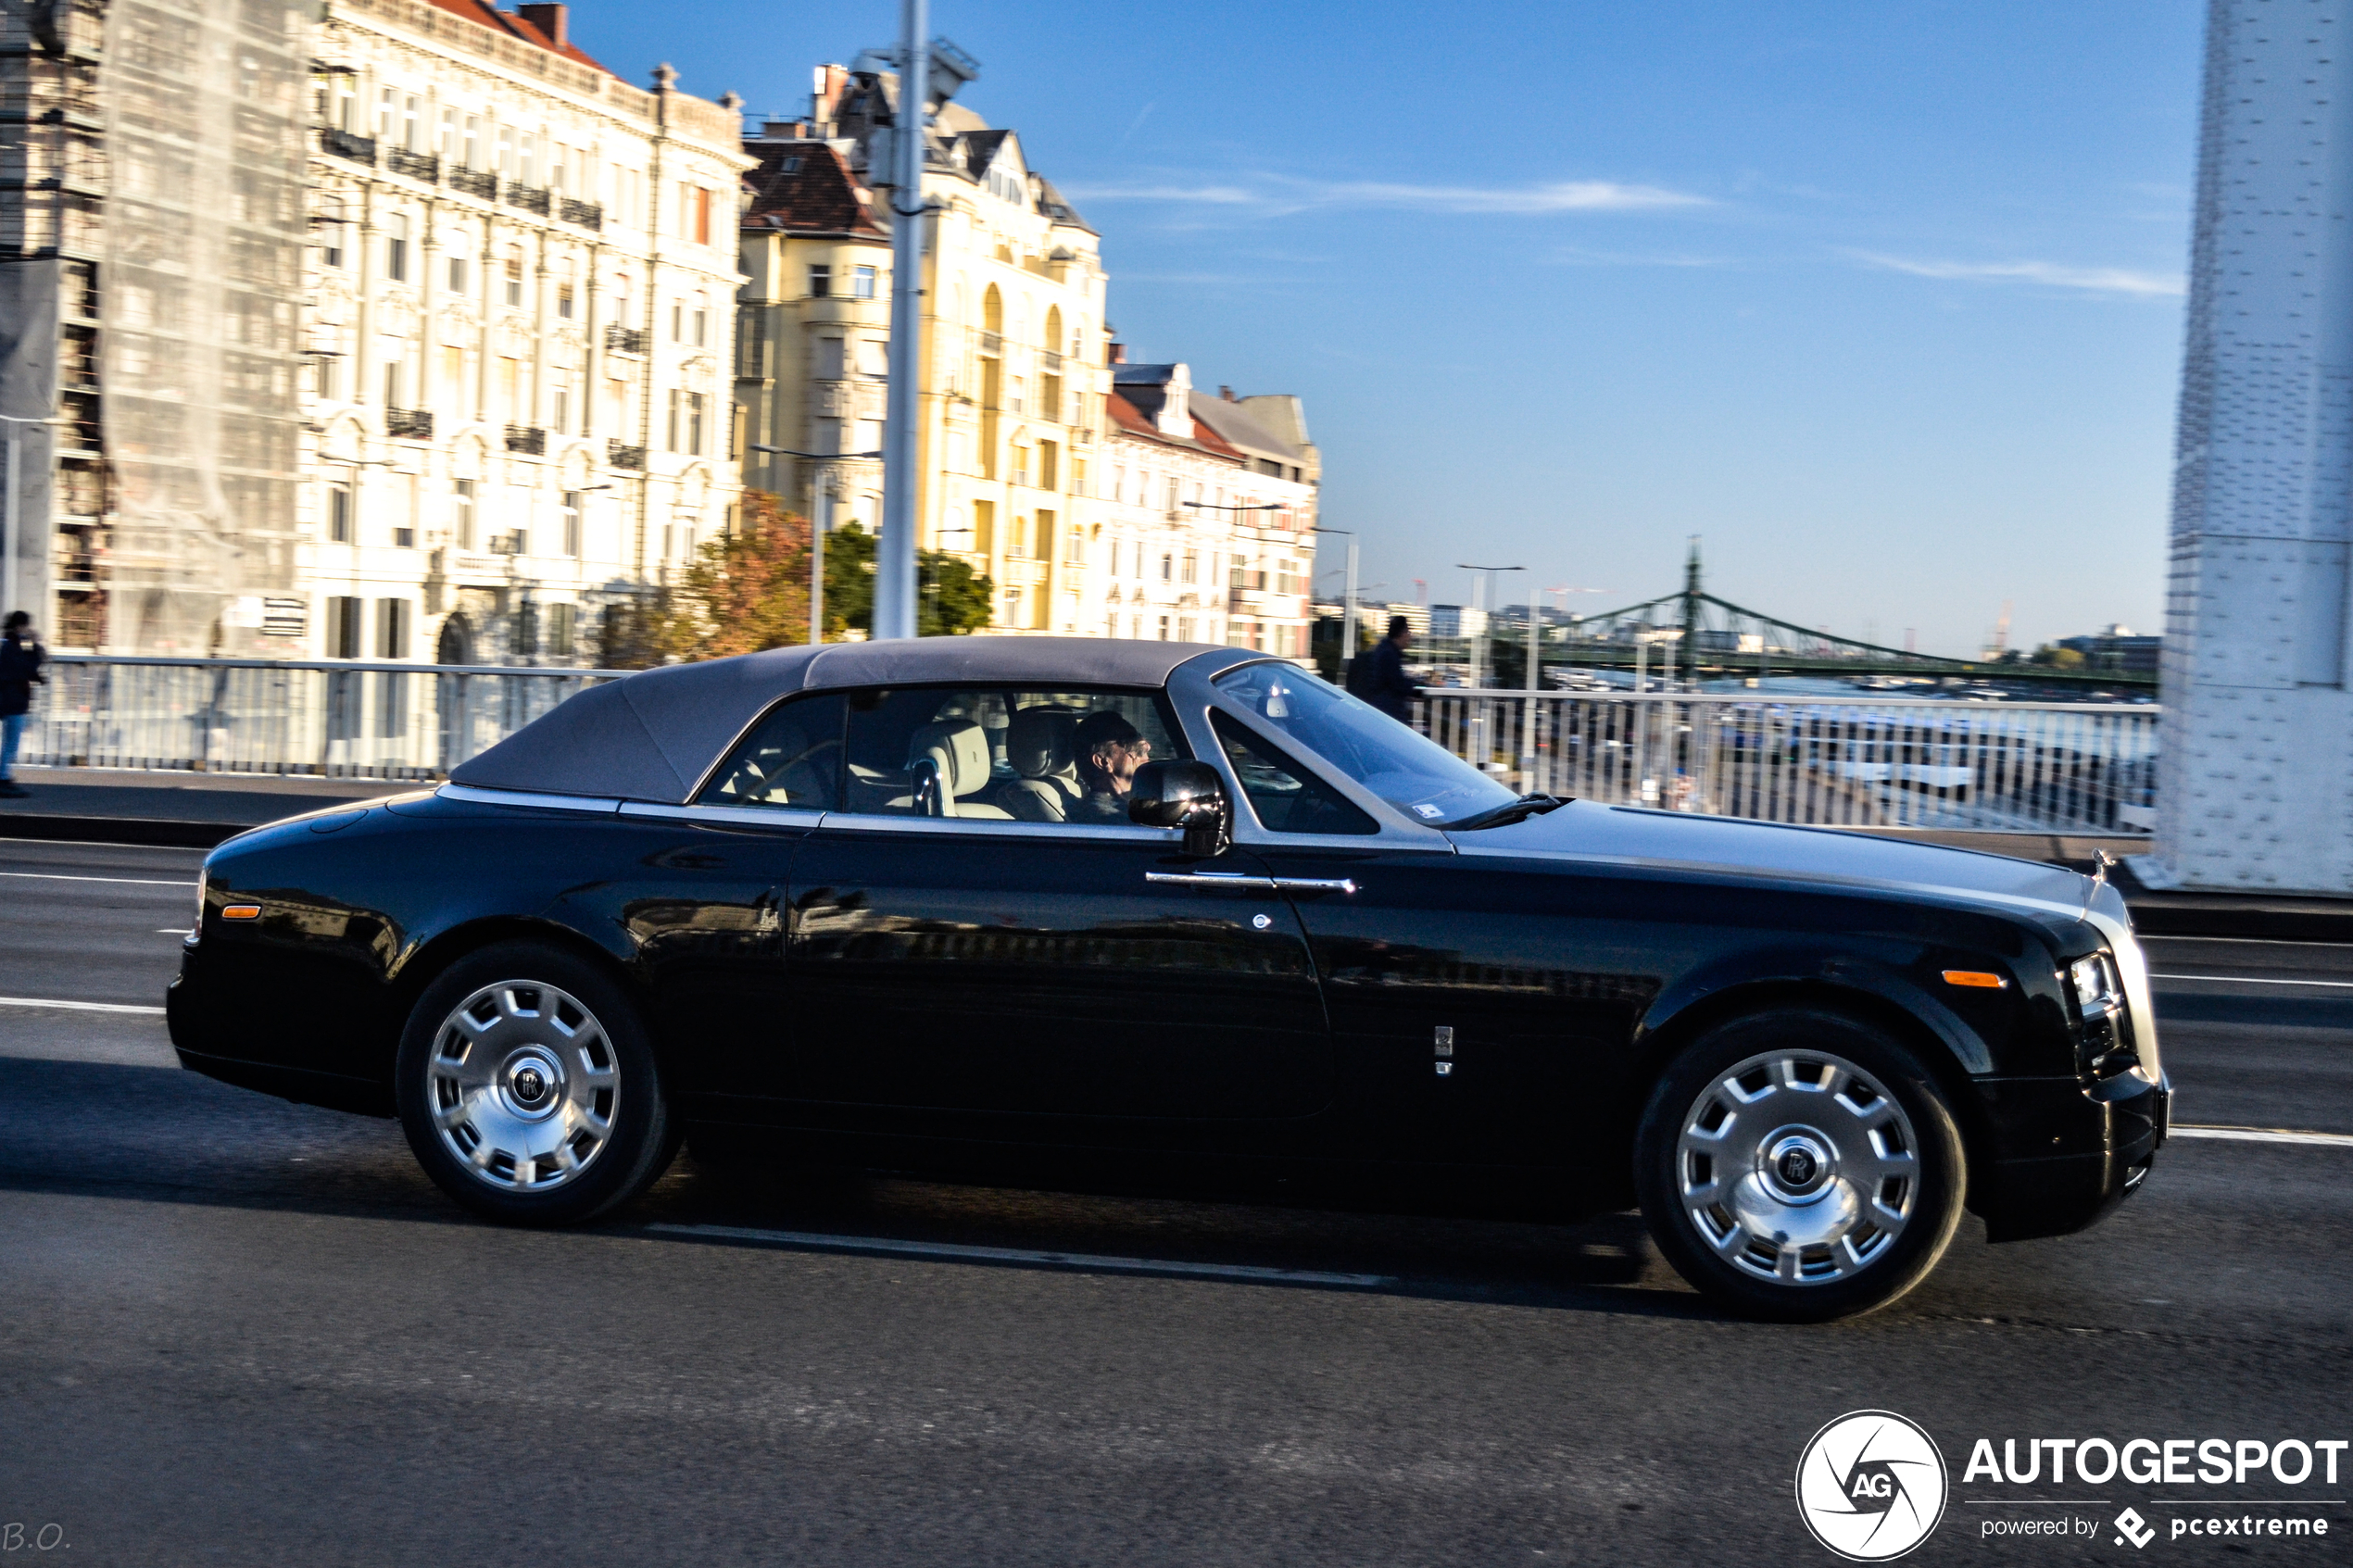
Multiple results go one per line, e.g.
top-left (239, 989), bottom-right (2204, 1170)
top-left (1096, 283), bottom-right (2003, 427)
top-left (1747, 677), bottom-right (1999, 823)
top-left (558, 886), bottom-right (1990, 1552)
top-left (823, 522), bottom-right (994, 637)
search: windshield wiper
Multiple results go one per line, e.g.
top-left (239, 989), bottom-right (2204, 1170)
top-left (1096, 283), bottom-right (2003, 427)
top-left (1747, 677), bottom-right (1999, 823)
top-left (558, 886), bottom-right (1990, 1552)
top-left (1445, 794), bottom-right (1570, 832)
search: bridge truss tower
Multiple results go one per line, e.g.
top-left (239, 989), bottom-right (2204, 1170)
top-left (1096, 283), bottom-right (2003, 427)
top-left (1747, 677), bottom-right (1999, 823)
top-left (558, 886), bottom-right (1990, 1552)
top-left (2161, 0), bottom-right (2353, 892)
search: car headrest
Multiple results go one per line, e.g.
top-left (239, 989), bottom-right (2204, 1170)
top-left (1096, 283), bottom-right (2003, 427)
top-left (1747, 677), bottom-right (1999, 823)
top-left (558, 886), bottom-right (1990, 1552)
top-left (1005, 708), bottom-right (1076, 780)
top-left (906, 720), bottom-right (992, 796)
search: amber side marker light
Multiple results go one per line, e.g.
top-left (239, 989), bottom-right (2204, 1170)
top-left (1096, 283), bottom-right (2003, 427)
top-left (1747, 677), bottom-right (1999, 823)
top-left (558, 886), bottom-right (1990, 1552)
top-left (1942, 970), bottom-right (2007, 989)
top-left (220, 905), bottom-right (262, 921)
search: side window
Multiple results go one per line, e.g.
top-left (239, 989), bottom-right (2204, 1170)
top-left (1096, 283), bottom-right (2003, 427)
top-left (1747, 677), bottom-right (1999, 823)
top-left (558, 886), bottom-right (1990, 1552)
top-left (696, 693), bottom-right (847, 810)
top-left (840, 685), bottom-right (1183, 824)
top-left (1211, 711), bottom-right (1378, 835)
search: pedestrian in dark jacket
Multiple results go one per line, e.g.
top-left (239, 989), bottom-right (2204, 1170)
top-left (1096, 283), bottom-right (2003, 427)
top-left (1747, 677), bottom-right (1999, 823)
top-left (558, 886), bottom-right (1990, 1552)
top-left (0, 611), bottom-right (46, 797)
top-left (1360, 615), bottom-right (1420, 722)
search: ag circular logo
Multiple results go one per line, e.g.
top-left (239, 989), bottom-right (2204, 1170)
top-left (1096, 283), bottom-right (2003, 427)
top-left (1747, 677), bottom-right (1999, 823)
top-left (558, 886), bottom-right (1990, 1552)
top-left (1795, 1410), bottom-right (1947, 1561)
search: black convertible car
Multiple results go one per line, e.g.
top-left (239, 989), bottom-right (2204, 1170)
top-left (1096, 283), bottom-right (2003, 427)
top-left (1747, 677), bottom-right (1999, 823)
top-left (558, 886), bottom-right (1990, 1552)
top-left (169, 638), bottom-right (2168, 1320)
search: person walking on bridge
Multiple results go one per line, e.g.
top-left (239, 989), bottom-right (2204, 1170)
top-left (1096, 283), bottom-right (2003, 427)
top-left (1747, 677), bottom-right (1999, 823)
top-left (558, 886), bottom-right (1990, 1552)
top-left (0, 611), bottom-right (48, 798)
top-left (1357, 615), bottom-right (1420, 723)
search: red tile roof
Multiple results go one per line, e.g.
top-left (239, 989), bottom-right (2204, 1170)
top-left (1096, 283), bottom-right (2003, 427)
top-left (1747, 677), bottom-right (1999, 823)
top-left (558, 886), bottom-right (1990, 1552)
top-left (421, 0), bottom-right (615, 77)
top-left (1106, 390), bottom-right (1249, 463)
top-left (744, 140), bottom-right (885, 237)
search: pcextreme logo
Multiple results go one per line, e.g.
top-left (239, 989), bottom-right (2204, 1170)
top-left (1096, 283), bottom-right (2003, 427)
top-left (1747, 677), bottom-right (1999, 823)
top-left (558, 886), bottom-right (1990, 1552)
top-left (1796, 1410), bottom-right (1951, 1562)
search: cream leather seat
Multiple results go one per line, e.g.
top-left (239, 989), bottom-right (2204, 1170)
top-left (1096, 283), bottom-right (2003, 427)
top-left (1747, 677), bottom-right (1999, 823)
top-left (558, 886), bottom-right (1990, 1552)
top-left (997, 708), bottom-right (1082, 822)
top-left (905, 719), bottom-right (1013, 819)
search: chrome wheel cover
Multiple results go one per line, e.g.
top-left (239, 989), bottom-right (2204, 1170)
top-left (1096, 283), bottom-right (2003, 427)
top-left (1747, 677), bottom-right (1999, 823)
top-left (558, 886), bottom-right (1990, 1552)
top-left (1675, 1049), bottom-right (1919, 1286)
top-left (425, 980), bottom-right (619, 1192)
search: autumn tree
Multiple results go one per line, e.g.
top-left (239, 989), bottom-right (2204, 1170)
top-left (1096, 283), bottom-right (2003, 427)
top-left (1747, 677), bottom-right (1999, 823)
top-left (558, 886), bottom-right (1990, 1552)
top-left (647, 491), bottom-right (814, 661)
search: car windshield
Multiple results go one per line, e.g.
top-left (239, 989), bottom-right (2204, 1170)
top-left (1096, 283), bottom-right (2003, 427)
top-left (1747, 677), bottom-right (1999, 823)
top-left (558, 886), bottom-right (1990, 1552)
top-left (1212, 662), bottom-right (1520, 827)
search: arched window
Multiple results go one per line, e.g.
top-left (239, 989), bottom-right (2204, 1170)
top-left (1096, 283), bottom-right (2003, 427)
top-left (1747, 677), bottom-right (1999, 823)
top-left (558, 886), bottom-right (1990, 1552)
top-left (981, 283), bottom-right (1002, 335)
top-left (1044, 305), bottom-right (1063, 356)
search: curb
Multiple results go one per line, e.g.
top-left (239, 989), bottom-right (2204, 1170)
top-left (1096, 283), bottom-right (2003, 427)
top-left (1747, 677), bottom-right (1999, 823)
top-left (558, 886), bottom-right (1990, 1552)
top-left (0, 815), bottom-right (241, 848)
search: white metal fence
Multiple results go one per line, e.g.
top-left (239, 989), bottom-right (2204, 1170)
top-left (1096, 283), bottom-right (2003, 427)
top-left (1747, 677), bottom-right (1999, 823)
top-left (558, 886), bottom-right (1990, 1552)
top-left (12, 659), bottom-right (2162, 836)
top-left (1416, 690), bottom-right (2158, 835)
top-left (21, 657), bottom-right (624, 779)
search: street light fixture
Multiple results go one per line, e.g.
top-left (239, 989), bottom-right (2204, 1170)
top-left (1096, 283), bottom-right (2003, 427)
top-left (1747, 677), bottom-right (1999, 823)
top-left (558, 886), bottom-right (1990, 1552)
top-left (750, 444), bottom-right (884, 646)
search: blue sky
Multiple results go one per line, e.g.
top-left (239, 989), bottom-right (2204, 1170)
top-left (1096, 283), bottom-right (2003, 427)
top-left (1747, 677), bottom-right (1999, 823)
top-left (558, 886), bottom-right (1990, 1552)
top-left (578, 1), bottom-right (2201, 655)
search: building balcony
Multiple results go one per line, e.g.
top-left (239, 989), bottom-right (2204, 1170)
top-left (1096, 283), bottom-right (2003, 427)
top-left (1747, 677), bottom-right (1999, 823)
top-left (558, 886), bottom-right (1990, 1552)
top-left (978, 330), bottom-right (1002, 356)
top-left (604, 324), bottom-right (647, 355)
top-left (384, 146), bottom-right (438, 182)
top-left (448, 167), bottom-right (496, 201)
top-left (559, 196), bottom-right (602, 230)
top-left (606, 440), bottom-right (644, 470)
top-left (1040, 349), bottom-right (1063, 372)
top-left (504, 424), bottom-right (546, 455)
top-left (504, 182), bottom-right (550, 216)
top-left (385, 407), bottom-right (434, 440)
top-left (319, 126), bottom-right (375, 166)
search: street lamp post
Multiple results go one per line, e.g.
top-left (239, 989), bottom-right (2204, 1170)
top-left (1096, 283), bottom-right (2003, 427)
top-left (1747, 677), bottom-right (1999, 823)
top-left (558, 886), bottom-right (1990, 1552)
top-left (1456, 562), bottom-right (1523, 783)
top-left (753, 444), bottom-right (882, 645)
top-left (0, 414), bottom-right (46, 624)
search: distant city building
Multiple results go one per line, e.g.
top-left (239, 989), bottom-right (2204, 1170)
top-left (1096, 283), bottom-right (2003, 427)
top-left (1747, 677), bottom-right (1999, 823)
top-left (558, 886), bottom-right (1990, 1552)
top-left (2057, 623), bottom-right (2160, 674)
top-left (0, 0), bottom-right (749, 660)
top-left (1428, 604), bottom-right (1488, 639)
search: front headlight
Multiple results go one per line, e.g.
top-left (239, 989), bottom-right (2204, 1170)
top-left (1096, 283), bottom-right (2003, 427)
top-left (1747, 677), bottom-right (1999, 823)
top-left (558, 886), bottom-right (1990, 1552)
top-left (2068, 952), bottom-right (2120, 1017)
top-left (191, 866), bottom-right (207, 944)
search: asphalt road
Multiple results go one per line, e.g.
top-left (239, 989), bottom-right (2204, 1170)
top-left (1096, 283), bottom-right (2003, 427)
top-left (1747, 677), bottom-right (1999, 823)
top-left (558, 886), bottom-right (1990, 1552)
top-left (0, 838), bottom-right (2347, 1565)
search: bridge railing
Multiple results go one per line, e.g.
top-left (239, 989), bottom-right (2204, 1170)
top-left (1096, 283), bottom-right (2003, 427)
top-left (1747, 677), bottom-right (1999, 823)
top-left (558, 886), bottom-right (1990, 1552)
top-left (1416, 690), bottom-right (2158, 835)
top-left (19, 657), bottom-right (625, 779)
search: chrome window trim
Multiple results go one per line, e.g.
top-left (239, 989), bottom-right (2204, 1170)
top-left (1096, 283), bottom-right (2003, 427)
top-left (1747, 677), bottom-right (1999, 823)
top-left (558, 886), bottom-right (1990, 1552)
top-left (437, 784), bottom-right (622, 814)
top-left (818, 811), bottom-right (1184, 846)
top-left (1161, 659), bottom-right (1454, 853)
top-left (619, 800), bottom-right (827, 830)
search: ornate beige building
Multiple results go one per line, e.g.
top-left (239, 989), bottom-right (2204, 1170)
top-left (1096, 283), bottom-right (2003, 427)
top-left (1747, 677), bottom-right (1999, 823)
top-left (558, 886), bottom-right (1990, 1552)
top-left (307, 0), bottom-right (749, 666)
top-left (736, 62), bottom-right (1115, 634)
top-left (0, 0), bottom-right (748, 659)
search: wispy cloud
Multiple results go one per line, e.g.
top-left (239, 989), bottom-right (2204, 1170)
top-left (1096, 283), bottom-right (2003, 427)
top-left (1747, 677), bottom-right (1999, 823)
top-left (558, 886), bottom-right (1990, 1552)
top-left (1063, 174), bottom-right (1709, 218)
top-left (1850, 251), bottom-right (2183, 298)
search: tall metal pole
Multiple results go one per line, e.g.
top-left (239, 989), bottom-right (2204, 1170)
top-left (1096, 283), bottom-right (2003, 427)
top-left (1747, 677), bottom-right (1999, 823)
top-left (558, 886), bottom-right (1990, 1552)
top-left (3, 420), bottom-right (19, 621)
top-left (1341, 534), bottom-right (1358, 667)
top-left (873, 0), bottom-right (929, 642)
top-left (811, 481), bottom-right (832, 646)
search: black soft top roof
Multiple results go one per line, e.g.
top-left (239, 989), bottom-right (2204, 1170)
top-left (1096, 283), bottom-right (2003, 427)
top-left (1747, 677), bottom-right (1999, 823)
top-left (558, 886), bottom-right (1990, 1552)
top-left (448, 637), bottom-right (1254, 803)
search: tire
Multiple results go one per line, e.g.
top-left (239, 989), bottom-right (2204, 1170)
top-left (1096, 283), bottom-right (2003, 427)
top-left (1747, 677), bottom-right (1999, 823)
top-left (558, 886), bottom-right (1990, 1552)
top-left (1633, 1008), bottom-right (1967, 1323)
top-left (395, 940), bottom-right (681, 1226)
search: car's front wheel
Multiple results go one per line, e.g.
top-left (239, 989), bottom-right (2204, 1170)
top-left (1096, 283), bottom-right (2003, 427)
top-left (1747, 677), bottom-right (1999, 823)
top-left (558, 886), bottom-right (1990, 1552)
top-left (395, 941), bottom-right (680, 1225)
top-left (1633, 1009), bottom-right (1967, 1322)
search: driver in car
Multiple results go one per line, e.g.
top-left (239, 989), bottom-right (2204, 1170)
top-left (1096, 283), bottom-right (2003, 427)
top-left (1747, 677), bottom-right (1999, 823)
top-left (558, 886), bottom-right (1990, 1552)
top-left (1072, 710), bottom-right (1151, 821)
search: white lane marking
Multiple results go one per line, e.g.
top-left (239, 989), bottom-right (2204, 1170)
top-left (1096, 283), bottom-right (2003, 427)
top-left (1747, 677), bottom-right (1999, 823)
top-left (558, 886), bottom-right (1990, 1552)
top-left (0, 871), bottom-right (197, 887)
top-left (2173, 1125), bottom-right (2353, 1148)
top-left (2152, 972), bottom-right (2353, 988)
top-left (0, 996), bottom-right (165, 1014)
top-left (645, 1223), bottom-right (1396, 1287)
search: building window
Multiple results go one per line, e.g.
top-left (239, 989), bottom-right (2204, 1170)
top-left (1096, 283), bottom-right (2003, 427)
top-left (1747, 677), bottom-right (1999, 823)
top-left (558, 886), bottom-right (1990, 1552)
top-left (504, 251), bottom-right (523, 308)
top-left (808, 264), bottom-right (831, 298)
top-left (560, 491), bottom-right (581, 557)
top-left (327, 482), bottom-right (353, 544)
top-left (852, 265), bottom-right (878, 299)
top-left (1160, 552), bottom-right (1174, 583)
top-left (402, 94), bottom-right (420, 152)
top-left (322, 222), bottom-right (346, 270)
top-left (671, 300), bottom-right (682, 341)
top-left (376, 597), bottom-right (409, 659)
top-left (464, 115), bottom-right (480, 171)
top-left (557, 282), bottom-right (574, 320)
top-left (548, 602), bottom-right (576, 658)
top-left (447, 253), bottom-right (467, 293)
top-left (667, 389), bottom-right (680, 452)
top-left (1157, 615), bottom-right (1171, 641)
top-left (326, 596), bottom-right (363, 658)
top-left (452, 479), bottom-right (475, 549)
top-left (384, 214), bottom-right (409, 282)
top-left (692, 301), bottom-right (707, 346)
top-left (1181, 550), bottom-right (1197, 584)
top-left (383, 359), bottom-right (403, 409)
top-left (440, 107), bottom-right (458, 161)
top-left (689, 183), bottom-right (712, 246)
top-left (550, 378), bottom-right (571, 433)
top-left (376, 86), bottom-right (395, 139)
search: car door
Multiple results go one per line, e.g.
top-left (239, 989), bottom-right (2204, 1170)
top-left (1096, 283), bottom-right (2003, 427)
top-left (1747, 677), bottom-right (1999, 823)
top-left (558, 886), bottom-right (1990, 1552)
top-left (1200, 678), bottom-right (1649, 1171)
top-left (781, 682), bottom-right (1332, 1141)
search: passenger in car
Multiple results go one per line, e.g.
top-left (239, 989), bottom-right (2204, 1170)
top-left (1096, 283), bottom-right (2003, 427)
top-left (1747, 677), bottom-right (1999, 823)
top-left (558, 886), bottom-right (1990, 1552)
top-left (1072, 710), bottom-right (1151, 822)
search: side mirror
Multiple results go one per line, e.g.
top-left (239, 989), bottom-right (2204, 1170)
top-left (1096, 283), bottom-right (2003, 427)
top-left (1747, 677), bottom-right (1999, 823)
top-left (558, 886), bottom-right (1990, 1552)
top-left (1128, 759), bottom-right (1230, 858)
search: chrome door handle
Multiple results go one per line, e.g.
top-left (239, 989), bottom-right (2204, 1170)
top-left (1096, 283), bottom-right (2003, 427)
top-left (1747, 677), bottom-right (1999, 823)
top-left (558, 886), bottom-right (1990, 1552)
top-left (1146, 872), bottom-right (1277, 891)
top-left (1272, 877), bottom-right (1357, 895)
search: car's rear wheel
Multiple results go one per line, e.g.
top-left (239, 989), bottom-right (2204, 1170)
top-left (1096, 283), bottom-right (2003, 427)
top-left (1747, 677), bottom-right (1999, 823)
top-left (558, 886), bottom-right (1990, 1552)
top-left (1633, 1009), bottom-right (1966, 1322)
top-left (395, 941), bottom-right (679, 1225)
